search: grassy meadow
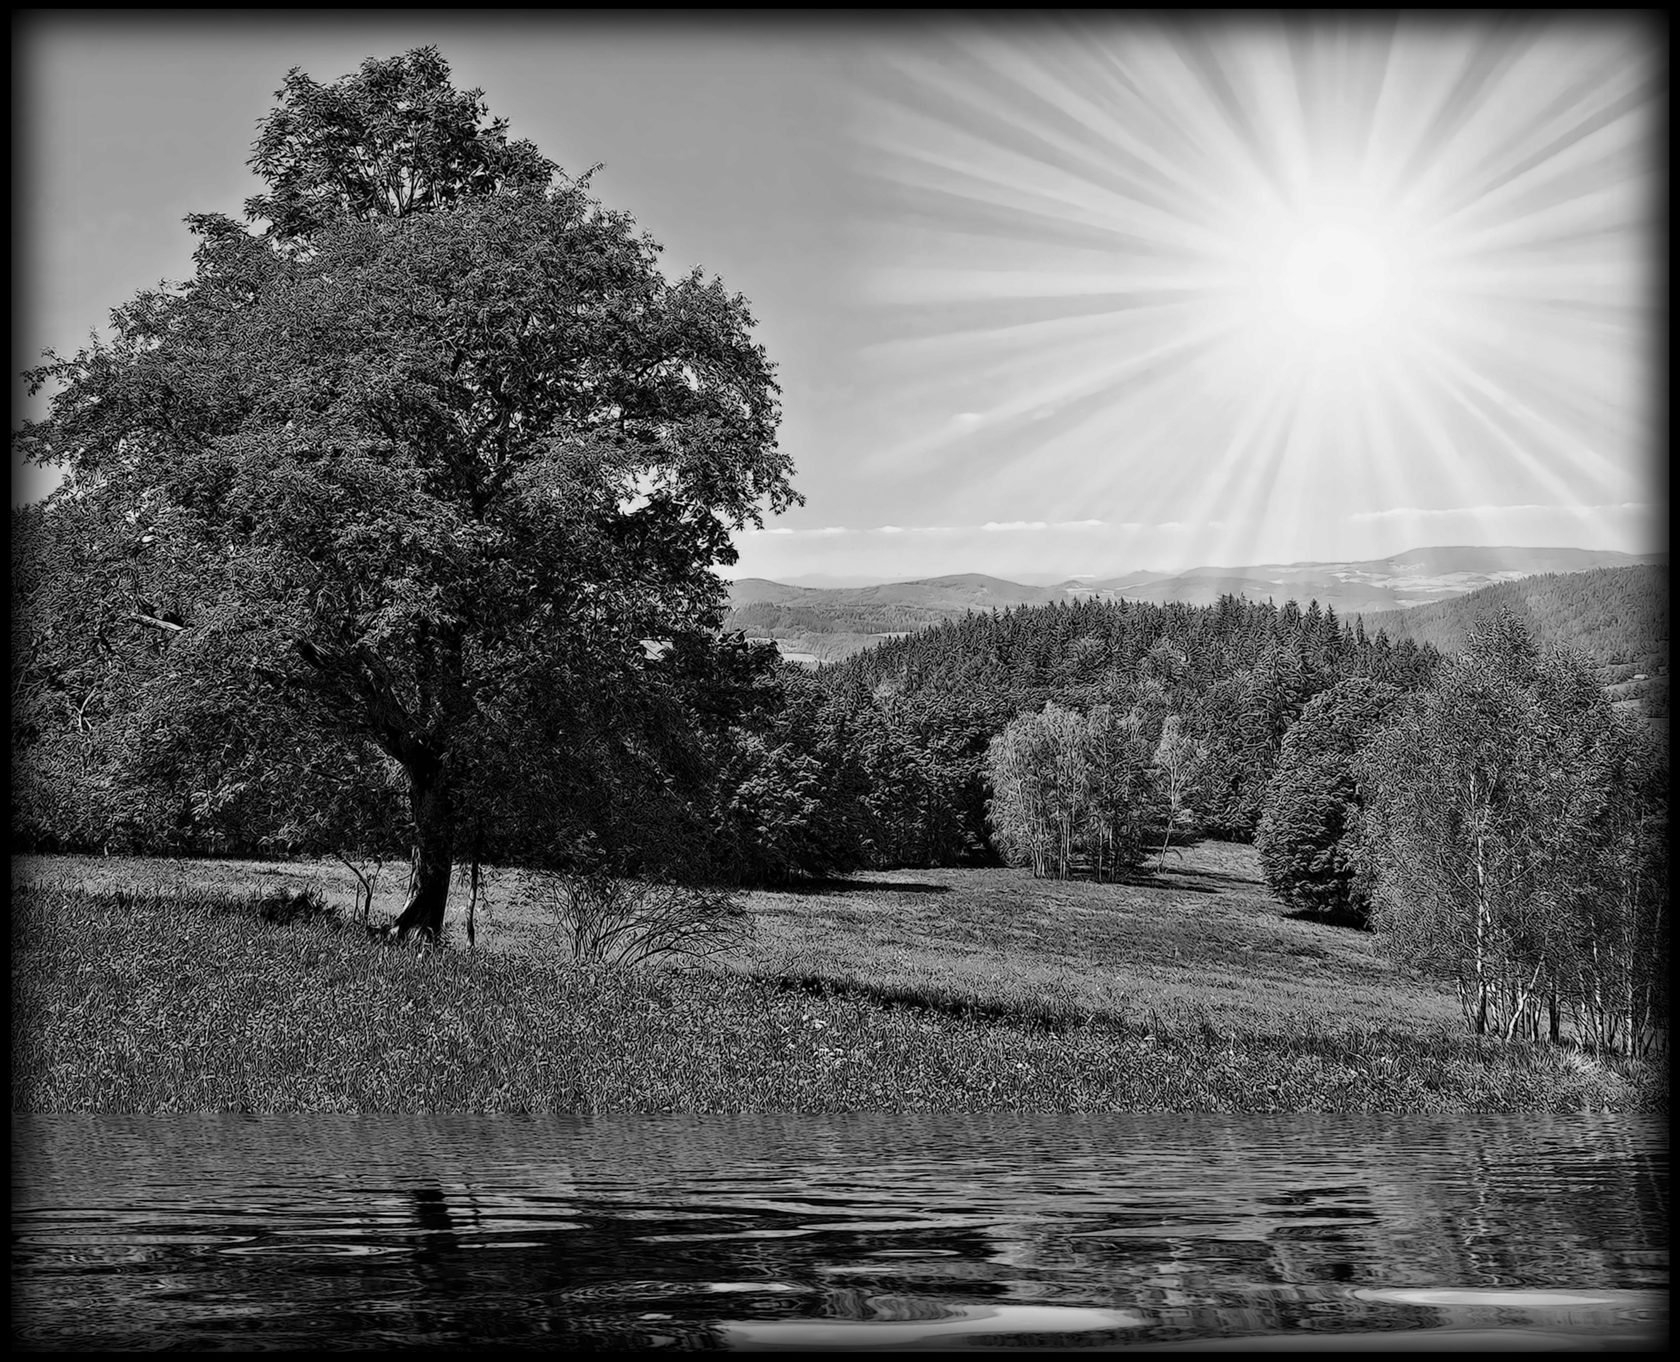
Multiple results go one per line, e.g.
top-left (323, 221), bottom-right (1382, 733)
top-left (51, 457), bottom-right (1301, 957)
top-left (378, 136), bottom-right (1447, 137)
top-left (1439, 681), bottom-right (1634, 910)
top-left (11, 842), bottom-right (1662, 1115)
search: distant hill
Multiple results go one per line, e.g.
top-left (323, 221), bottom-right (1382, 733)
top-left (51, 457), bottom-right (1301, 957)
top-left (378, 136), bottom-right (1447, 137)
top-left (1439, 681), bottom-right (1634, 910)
top-left (1351, 563), bottom-right (1669, 720)
top-left (1065, 546), bottom-right (1663, 615)
top-left (723, 574), bottom-right (1066, 663)
top-left (730, 573), bottom-right (1063, 613)
top-left (726, 547), bottom-right (1663, 665)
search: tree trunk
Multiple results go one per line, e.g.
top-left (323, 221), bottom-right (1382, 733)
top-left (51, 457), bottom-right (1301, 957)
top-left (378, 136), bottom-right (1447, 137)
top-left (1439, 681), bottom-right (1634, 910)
top-left (392, 764), bottom-right (453, 940)
top-left (1472, 811), bottom-right (1491, 1037)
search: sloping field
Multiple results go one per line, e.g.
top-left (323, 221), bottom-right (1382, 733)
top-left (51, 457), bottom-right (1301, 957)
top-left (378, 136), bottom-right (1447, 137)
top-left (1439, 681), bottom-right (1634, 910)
top-left (12, 841), bottom-right (1461, 1038)
top-left (14, 844), bottom-right (1653, 1114)
top-left (725, 842), bottom-right (1464, 1036)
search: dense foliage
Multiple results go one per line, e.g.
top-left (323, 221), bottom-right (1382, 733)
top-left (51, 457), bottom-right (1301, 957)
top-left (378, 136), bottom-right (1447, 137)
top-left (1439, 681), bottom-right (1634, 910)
top-left (1255, 678), bottom-right (1402, 926)
top-left (775, 593), bottom-right (1443, 866)
top-left (1361, 611), bottom-right (1667, 1056)
top-left (13, 49), bottom-right (798, 935)
top-left (985, 702), bottom-right (1161, 880)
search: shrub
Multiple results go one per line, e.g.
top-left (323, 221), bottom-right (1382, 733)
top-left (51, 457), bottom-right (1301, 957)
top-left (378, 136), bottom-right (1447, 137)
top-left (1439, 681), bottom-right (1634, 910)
top-left (1257, 678), bottom-right (1400, 925)
top-left (531, 872), bottom-right (752, 967)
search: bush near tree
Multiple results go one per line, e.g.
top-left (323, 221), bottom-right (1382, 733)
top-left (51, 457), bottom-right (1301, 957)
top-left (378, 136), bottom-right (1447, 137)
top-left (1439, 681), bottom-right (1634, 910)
top-left (1255, 677), bottom-right (1401, 926)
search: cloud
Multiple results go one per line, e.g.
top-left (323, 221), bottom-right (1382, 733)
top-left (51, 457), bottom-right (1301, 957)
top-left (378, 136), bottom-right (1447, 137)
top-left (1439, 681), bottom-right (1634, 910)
top-left (1352, 504), bottom-right (1548, 522)
top-left (751, 519), bottom-right (1114, 540)
top-left (950, 412), bottom-right (986, 431)
top-left (980, 519), bottom-right (1108, 532)
top-left (1348, 502), bottom-right (1651, 523)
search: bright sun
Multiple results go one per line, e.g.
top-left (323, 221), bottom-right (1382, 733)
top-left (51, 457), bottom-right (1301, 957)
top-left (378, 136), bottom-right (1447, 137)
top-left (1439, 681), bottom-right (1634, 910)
top-left (1218, 199), bottom-right (1419, 368)
top-left (1244, 210), bottom-right (1410, 353)
top-left (1280, 223), bottom-right (1391, 333)
top-left (850, 16), bottom-right (1657, 573)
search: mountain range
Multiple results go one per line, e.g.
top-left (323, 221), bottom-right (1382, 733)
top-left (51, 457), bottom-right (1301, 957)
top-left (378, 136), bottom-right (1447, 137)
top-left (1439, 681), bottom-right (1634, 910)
top-left (724, 546), bottom-right (1666, 665)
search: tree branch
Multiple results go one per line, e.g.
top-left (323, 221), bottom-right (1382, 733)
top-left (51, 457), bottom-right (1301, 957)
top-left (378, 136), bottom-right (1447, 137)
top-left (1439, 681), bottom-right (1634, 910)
top-left (131, 610), bottom-right (186, 633)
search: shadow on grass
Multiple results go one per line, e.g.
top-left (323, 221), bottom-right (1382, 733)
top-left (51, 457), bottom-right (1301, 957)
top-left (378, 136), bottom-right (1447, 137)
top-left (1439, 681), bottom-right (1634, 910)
top-left (760, 971), bottom-right (1110, 1034)
top-left (779, 879), bottom-right (954, 896)
top-left (1282, 907), bottom-right (1373, 931)
top-left (103, 884), bottom-right (347, 930)
top-left (1154, 866), bottom-right (1262, 889)
top-left (1067, 867), bottom-right (1221, 894)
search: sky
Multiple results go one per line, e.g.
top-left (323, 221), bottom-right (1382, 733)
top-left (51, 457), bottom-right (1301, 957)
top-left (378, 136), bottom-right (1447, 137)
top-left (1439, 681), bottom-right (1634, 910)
top-left (13, 12), bottom-right (1666, 585)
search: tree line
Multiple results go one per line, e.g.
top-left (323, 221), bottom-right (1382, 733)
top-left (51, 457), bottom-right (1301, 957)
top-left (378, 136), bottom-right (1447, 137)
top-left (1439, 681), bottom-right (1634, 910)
top-left (1236, 609), bottom-right (1664, 1057)
top-left (1357, 614), bottom-right (1665, 1056)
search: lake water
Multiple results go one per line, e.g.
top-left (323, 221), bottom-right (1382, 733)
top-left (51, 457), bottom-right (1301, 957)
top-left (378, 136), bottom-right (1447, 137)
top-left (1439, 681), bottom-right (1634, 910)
top-left (13, 1115), bottom-right (1666, 1351)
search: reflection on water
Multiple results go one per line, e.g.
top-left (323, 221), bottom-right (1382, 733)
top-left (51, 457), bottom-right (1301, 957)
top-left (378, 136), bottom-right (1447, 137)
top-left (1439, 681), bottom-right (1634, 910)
top-left (12, 1115), bottom-right (1666, 1350)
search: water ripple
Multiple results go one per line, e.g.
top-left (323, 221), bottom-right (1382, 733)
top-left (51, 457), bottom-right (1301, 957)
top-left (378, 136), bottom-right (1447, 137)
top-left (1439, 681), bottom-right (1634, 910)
top-left (12, 1114), bottom-right (1667, 1350)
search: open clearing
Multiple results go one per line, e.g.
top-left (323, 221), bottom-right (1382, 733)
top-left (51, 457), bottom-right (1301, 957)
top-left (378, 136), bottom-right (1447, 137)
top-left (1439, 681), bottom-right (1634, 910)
top-left (12, 840), bottom-right (1461, 1038)
top-left (13, 842), bottom-right (1653, 1113)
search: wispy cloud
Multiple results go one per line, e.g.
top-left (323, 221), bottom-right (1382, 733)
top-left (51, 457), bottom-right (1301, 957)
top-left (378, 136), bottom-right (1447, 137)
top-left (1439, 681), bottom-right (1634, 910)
top-left (1351, 502), bottom-right (1651, 522)
top-left (982, 519), bottom-right (1110, 531)
top-left (748, 520), bottom-right (1113, 538)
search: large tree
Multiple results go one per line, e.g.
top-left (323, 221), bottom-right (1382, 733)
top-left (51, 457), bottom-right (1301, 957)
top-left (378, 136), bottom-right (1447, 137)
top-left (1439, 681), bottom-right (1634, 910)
top-left (16, 48), bottom-right (799, 937)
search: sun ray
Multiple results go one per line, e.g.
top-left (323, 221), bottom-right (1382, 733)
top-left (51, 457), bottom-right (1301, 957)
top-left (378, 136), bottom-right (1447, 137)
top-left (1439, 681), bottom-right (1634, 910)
top-left (846, 14), bottom-right (1659, 568)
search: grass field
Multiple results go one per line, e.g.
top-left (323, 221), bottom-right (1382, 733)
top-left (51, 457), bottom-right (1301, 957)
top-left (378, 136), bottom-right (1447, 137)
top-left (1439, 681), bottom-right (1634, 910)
top-left (10, 842), bottom-right (1661, 1115)
top-left (730, 843), bottom-right (1466, 1037)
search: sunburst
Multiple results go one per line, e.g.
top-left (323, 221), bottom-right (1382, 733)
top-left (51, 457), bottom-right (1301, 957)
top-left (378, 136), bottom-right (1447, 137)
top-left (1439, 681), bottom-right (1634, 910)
top-left (847, 13), bottom-right (1660, 569)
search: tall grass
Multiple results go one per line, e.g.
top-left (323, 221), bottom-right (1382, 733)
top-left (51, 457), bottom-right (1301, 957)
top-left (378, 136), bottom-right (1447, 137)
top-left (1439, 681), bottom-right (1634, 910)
top-left (12, 881), bottom-right (1661, 1115)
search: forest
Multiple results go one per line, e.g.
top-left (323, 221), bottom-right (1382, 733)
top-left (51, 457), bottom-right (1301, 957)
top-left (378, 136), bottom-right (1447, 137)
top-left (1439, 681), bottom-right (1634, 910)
top-left (1357, 563), bottom-right (1668, 716)
top-left (12, 557), bottom-right (1436, 876)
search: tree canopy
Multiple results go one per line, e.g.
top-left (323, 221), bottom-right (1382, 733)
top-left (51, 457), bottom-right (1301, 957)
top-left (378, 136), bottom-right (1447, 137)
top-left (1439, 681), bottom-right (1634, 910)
top-left (1361, 610), bottom-right (1666, 1053)
top-left (245, 47), bottom-right (558, 243)
top-left (16, 47), bottom-right (800, 937)
top-left (984, 700), bottom-right (1162, 881)
top-left (1255, 677), bottom-right (1401, 926)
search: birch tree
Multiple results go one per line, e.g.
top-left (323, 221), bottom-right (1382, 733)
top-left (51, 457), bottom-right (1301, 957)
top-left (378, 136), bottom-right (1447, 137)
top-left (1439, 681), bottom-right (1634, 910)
top-left (1362, 610), bottom-right (1665, 1052)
